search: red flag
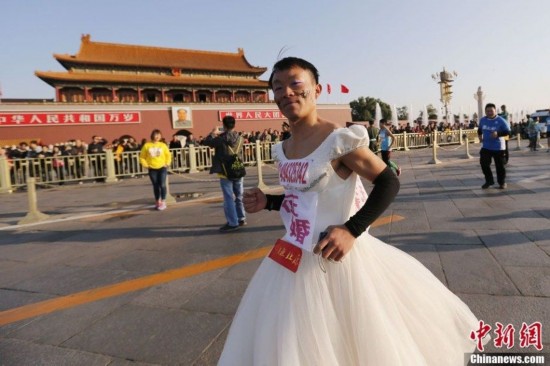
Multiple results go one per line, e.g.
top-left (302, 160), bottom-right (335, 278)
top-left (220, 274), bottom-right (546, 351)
top-left (327, 84), bottom-right (332, 94)
top-left (341, 84), bottom-right (349, 93)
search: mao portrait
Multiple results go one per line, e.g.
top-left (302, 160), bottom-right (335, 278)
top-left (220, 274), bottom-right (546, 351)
top-left (171, 107), bottom-right (193, 128)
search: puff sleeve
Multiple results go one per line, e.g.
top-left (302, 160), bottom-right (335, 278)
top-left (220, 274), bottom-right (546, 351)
top-left (330, 125), bottom-right (370, 160)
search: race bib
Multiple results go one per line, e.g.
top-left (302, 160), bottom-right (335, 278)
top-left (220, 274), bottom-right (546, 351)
top-left (268, 239), bottom-right (303, 273)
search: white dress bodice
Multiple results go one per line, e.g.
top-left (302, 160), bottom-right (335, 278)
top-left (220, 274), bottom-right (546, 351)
top-left (272, 125), bottom-right (369, 252)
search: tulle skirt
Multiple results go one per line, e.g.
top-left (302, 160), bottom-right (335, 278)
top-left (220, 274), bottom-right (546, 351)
top-left (218, 234), bottom-right (483, 366)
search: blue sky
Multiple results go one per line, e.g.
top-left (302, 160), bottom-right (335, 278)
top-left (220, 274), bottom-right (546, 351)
top-left (1, 0), bottom-right (549, 117)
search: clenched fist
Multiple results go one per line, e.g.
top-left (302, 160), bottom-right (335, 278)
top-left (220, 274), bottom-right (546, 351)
top-left (243, 188), bottom-right (267, 213)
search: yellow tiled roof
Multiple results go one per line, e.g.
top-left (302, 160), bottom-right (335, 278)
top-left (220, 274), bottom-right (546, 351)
top-left (52, 34), bottom-right (267, 74)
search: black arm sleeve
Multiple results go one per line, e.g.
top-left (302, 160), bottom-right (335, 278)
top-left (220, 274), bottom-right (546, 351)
top-left (265, 194), bottom-right (285, 211)
top-left (344, 166), bottom-right (400, 238)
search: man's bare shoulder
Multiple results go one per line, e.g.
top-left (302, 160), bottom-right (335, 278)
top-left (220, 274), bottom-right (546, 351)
top-left (319, 119), bottom-right (342, 130)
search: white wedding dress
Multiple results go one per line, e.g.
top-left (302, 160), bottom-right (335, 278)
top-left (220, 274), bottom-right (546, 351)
top-left (218, 125), bottom-right (485, 366)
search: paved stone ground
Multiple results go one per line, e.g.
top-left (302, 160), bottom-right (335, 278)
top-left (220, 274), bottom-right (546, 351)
top-left (0, 142), bottom-right (548, 365)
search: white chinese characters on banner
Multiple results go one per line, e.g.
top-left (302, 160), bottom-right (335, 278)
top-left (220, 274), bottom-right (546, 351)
top-left (0, 112), bottom-right (141, 126)
top-left (219, 109), bottom-right (284, 121)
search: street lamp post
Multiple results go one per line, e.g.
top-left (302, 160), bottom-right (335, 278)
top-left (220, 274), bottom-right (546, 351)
top-left (432, 68), bottom-right (458, 125)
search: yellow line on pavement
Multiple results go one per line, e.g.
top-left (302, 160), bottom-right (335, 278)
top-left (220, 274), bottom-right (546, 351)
top-left (370, 213), bottom-right (403, 228)
top-left (0, 247), bottom-right (269, 327)
top-left (0, 214), bottom-right (403, 327)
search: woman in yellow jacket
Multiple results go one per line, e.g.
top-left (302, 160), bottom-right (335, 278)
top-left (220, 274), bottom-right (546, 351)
top-left (140, 129), bottom-right (172, 210)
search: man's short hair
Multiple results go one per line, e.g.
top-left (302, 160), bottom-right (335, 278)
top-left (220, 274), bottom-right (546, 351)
top-left (268, 57), bottom-right (320, 88)
top-left (485, 103), bottom-right (496, 110)
top-left (380, 118), bottom-right (387, 124)
top-left (222, 115), bottom-right (236, 129)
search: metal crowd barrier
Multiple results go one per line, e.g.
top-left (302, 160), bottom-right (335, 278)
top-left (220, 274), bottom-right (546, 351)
top-left (0, 130), bottom-right (478, 193)
top-left (392, 129), bottom-right (479, 152)
top-left (1, 142), bottom-right (276, 191)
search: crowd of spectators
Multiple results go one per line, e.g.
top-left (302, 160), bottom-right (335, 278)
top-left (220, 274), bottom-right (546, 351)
top-left (1, 127), bottom-right (289, 161)
top-left (1, 116), bottom-right (544, 187)
top-left (6, 117), bottom-right (545, 189)
top-left (388, 120), bottom-right (479, 134)
top-left (5, 118), bottom-right (543, 182)
top-left (0, 126), bottom-right (291, 184)
top-left (3, 116), bottom-right (547, 162)
top-left (8, 118), bottom-right (547, 165)
top-left (387, 117), bottom-right (549, 141)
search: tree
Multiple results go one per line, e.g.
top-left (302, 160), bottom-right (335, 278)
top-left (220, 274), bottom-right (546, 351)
top-left (416, 104), bottom-right (438, 121)
top-left (349, 97), bottom-right (370, 121)
top-left (349, 97), bottom-right (392, 122)
top-left (397, 106), bottom-right (408, 120)
top-left (426, 104), bottom-right (438, 120)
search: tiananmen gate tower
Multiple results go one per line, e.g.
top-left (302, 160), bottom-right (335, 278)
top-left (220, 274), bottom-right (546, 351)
top-left (0, 35), bottom-right (351, 145)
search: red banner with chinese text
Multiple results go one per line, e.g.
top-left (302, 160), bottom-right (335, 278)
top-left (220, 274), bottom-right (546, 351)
top-left (218, 110), bottom-right (285, 121)
top-left (0, 112), bottom-right (141, 127)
